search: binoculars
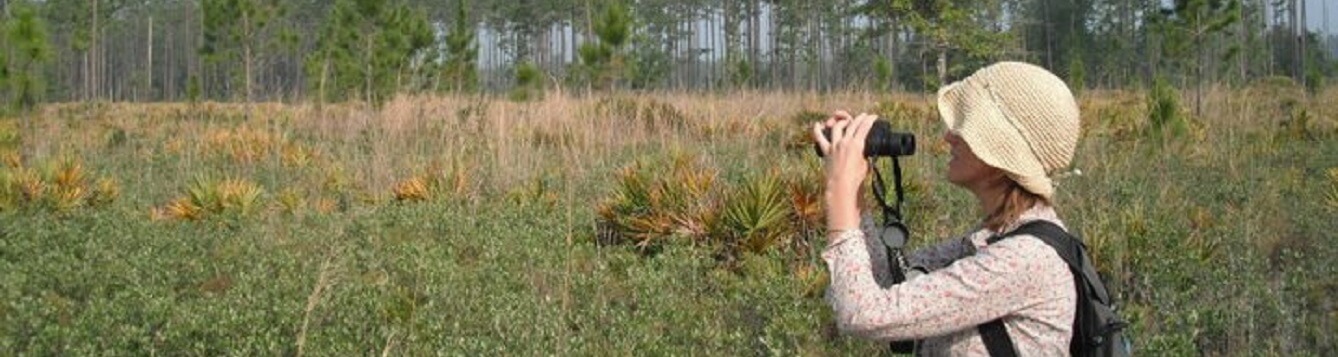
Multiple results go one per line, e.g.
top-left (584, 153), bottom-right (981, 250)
top-left (814, 120), bottom-right (916, 158)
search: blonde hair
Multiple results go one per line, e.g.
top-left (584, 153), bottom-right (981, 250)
top-left (984, 178), bottom-right (1049, 232)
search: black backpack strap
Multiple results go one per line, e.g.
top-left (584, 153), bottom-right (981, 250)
top-left (979, 319), bottom-right (1018, 357)
top-left (976, 220), bottom-right (1072, 357)
top-left (1002, 221), bottom-right (1115, 306)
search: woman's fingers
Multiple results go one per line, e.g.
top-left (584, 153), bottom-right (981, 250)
top-left (830, 119), bottom-right (850, 148)
top-left (826, 110), bottom-right (852, 127)
top-left (812, 122), bottom-right (832, 155)
top-left (835, 110), bottom-right (853, 121)
top-left (816, 111), bottom-right (877, 158)
top-left (849, 114), bottom-right (877, 144)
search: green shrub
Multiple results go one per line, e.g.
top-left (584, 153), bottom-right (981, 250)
top-left (509, 62), bottom-right (544, 102)
top-left (874, 57), bottom-right (894, 92)
top-left (1147, 77), bottom-right (1188, 139)
top-left (1066, 53), bottom-right (1086, 96)
top-left (728, 57), bottom-right (753, 89)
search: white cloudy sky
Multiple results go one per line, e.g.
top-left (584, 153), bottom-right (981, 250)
top-left (1303, 0), bottom-right (1337, 35)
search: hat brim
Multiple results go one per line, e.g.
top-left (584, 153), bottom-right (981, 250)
top-left (935, 80), bottom-right (1054, 199)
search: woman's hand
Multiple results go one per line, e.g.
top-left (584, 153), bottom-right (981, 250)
top-left (813, 111), bottom-right (877, 232)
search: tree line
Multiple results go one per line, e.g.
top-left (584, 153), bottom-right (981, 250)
top-left (0, 0), bottom-right (1334, 107)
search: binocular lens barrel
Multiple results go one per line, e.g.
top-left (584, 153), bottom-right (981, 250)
top-left (816, 120), bottom-right (916, 157)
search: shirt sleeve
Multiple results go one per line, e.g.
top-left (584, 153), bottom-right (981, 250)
top-left (906, 235), bottom-right (975, 271)
top-left (822, 230), bottom-right (1060, 341)
top-left (855, 216), bottom-right (970, 277)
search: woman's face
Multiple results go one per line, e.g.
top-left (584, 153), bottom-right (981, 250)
top-left (944, 131), bottom-right (1001, 187)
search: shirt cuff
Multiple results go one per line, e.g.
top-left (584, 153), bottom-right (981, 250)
top-left (824, 229), bottom-right (863, 250)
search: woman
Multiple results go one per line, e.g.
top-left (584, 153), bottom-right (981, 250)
top-left (813, 62), bottom-right (1081, 355)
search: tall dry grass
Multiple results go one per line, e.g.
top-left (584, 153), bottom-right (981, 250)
top-left (13, 92), bottom-right (946, 210)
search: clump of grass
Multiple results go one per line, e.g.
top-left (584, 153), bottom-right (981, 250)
top-left (505, 174), bottom-right (560, 208)
top-left (275, 188), bottom-right (305, 215)
top-left (2, 151), bottom-right (20, 168)
top-left (714, 170), bottom-right (792, 257)
top-left (281, 142), bottom-right (317, 168)
top-left (392, 176), bottom-right (431, 202)
top-left (0, 158), bottom-right (119, 212)
top-left (1244, 76), bottom-right (1323, 138)
top-left (1279, 103), bottom-right (1322, 140)
top-left (780, 110), bottom-right (826, 153)
top-left (155, 197), bottom-right (202, 221)
top-left (785, 167), bottom-right (824, 235)
top-left (529, 126), bottom-right (580, 149)
top-left (792, 261), bottom-right (829, 298)
top-left (153, 177), bottom-right (264, 221)
top-left (597, 151), bottom-right (823, 265)
top-left (1085, 93), bottom-right (1145, 140)
top-left (1, 168), bottom-right (42, 211)
top-left (312, 197), bottom-right (339, 214)
top-left (595, 96), bottom-right (690, 134)
top-left (87, 178), bottom-right (120, 208)
top-left (391, 160), bottom-right (476, 203)
top-left (596, 152), bottom-right (719, 250)
top-left (204, 126), bottom-right (278, 164)
top-left (0, 119), bottom-right (19, 161)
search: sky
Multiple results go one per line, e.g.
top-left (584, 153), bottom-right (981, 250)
top-left (1304, 0), bottom-right (1336, 35)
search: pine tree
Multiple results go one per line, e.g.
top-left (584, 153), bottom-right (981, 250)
top-left (882, 0), bottom-right (1011, 88)
top-left (201, 0), bottom-right (283, 102)
top-left (1158, 0), bottom-right (1240, 116)
top-left (577, 0), bottom-right (633, 91)
top-left (7, 3), bottom-right (51, 111)
top-left (441, 0), bottom-right (478, 93)
top-left (306, 0), bottom-right (434, 106)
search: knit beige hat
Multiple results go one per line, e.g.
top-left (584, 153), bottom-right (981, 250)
top-left (936, 62), bottom-right (1080, 200)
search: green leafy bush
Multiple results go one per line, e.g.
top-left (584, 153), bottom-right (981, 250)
top-left (509, 62), bottom-right (545, 102)
top-left (1147, 77), bottom-right (1188, 139)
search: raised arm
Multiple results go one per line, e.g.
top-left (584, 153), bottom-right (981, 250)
top-left (823, 230), bottom-right (1063, 341)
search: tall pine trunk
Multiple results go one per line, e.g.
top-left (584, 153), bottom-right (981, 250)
top-left (91, 0), bottom-right (98, 100)
top-left (147, 16), bottom-right (154, 101)
top-left (937, 45), bottom-right (947, 88)
top-left (243, 11), bottom-right (254, 103)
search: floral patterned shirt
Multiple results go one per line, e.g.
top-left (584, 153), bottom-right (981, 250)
top-left (823, 205), bottom-right (1076, 356)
